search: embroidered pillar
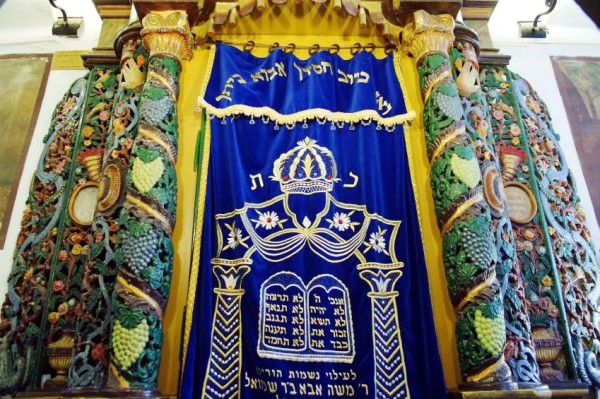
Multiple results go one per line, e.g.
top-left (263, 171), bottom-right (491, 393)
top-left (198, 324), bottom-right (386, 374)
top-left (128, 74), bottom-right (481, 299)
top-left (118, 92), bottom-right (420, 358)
top-left (202, 261), bottom-right (251, 399)
top-left (402, 10), bottom-right (516, 389)
top-left (108, 10), bottom-right (193, 390)
top-left (450, 24), bottom-right (543, 386)
top-left (358, 264), bottom-right (410, 399)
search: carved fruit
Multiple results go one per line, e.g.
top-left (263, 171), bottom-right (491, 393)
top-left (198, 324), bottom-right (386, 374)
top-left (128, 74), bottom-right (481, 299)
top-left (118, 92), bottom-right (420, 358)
top-left (112, 319), bottom-right (149, 369)
top-left (132, 156), bottom-right (164, 194)
top-left (474, 309), bottom-right (506, 356)
top-left (122, 230), bottom-right (158, 275)
top-left (451, 153), bottom-right (481, 189)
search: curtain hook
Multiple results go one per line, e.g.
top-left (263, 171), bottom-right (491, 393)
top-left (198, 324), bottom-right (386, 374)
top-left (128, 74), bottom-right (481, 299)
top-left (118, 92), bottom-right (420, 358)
top-left (309, 44), bottom-right (320, 55)
top-left (364, 43), bottom-right (375, 53)
top-left (285, 43), bottom-right (296, 54)
top-left (328, 44), bottom-right (340, 55)
top-left (269, 42), bottom-right (280, 53)
top-left (350, 43), bottom-right (362, 55)
top-left (384, 44), bottom-right (396, 54)
top-left (243, 40), bottom-right (255, 52)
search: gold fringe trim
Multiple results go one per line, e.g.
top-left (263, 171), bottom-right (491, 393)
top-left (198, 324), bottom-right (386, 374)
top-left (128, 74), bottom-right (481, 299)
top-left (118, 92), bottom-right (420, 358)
top-left (181, 121), bottom-right (213, 372)
top-left (198, 98), bottom-right (416, 128)
top-left (441, 192), bottom-right (485, 235)
top-left (126, 194), bottom-right (173, 235)
top-left (117, 275), bottom-right (163, 318)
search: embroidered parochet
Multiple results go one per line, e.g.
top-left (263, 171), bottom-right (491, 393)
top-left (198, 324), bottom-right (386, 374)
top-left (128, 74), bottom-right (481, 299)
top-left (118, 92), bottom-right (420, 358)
top-left (181, 43), bottom-right (446, 399)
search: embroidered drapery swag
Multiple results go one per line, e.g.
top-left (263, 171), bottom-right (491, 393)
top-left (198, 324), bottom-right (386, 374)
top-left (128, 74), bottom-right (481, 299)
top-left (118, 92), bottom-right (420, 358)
top-left (182, 43), bottom-right (445, 399)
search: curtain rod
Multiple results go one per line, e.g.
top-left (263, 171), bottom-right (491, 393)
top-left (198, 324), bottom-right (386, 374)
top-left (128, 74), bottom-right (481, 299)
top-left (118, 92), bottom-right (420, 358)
top-left (199, 38), bottom-right (397, 54)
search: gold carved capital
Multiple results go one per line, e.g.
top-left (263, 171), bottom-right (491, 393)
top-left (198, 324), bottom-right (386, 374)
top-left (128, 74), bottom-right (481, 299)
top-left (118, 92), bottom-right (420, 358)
top-left (141, 11), bottom-right (194, 61)
top-left (402, 10), bottom-right (455, 62)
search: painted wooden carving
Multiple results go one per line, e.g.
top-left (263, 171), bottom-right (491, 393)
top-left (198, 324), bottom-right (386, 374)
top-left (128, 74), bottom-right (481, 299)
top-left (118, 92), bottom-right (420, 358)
top-left (403, 11), bottom-right (515, 388)
top-left (482, 64), bottom-right (600, 387)
top-left (450, 25), bottom-right (542, 385)
top-left (68, 38), bottom-right (148, 390)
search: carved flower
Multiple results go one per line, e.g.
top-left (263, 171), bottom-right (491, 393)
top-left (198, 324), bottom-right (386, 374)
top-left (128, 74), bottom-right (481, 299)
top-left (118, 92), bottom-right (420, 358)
top-left (99, 110), bottom-right (111, 121)
top-left (48, 312), bottom-right (60, 324)
top-left (91, 342), bottom-right (108, 366)
top-left (53, 280), bottom-right (65, 293)
top-left (58, 250), bottom-right (69, 262)
top-left (69, 232), bottom-right (84, 245)
top-left (541, 275), bottom-right (553, 287)
top-left (548, 305), bottom-right (559, 318)
top-left (82, 126), bottom-right (95, 138)
top-left (58, 302), bottom-right (69, 315)
top-left (113, 119), bottom-right (125, 134)
top-left (509, 123), bottom-right (521, 137)
top-left (538, 297), bottom-right (551, 310)
top-left (492, 109), bottom-right (505, 120)
top-left (71, 244), bottom-right (83, 255)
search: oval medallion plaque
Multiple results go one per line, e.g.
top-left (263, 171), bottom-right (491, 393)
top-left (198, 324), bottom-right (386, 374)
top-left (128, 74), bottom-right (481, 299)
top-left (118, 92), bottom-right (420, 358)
top-left (69, 182), bottom-right (99, 226)
top-left (504, 181), bottom-right (537, 224)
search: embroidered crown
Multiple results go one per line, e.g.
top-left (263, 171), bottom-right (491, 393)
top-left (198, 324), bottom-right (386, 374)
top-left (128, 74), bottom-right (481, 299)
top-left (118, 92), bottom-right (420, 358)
top-left (271, 137), bottom-right (338, 194)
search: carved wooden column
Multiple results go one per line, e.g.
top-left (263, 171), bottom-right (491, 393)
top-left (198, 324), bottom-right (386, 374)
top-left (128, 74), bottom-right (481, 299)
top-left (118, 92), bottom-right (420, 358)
top-left (450, 24), bottom-right (545, 390)
top-left (107, 9), bottom-right (193, 392)
top-left (68, 28), bottom-right (147, 391)
top-left (402, 10), bottom-right (516, 391)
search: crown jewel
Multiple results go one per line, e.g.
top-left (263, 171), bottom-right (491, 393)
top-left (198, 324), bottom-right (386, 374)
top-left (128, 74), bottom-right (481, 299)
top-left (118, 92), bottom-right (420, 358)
top-left (271, 137), bottom-right (338, 194)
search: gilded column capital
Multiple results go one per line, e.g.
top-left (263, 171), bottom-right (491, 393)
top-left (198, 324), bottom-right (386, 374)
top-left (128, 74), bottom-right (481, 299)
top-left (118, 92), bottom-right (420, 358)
top-left (141, 10), bottom-right (194, 61)
top-left (402, 10), bottom-right (455, 61)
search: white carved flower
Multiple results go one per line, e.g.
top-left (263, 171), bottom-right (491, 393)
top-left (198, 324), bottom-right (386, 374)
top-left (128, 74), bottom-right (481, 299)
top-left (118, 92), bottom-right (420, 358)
top-left (258, 211), bottom-right (280, 230)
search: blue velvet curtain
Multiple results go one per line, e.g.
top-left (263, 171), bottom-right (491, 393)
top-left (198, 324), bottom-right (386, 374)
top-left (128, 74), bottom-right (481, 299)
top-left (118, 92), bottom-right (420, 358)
top-left (181, 43), bottom-right (446, 399)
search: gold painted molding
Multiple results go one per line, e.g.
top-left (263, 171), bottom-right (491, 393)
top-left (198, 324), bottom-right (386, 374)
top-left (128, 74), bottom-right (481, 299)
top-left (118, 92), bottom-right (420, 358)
top-left (402, 10), bottom-right (455, 61)
top-left (141, 10), bottom-right (194, 61)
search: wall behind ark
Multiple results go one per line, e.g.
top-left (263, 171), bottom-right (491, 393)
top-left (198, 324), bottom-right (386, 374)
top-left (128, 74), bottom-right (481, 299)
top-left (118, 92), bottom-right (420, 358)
top-left (0, 0), bottom-right (599, 394)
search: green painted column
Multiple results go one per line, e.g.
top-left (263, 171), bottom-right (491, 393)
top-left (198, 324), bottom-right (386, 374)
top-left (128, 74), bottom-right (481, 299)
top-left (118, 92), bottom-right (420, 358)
top-left (402, 10), bottom-right (516, 389)
top-left (107, 10), bottom-right (193, 391)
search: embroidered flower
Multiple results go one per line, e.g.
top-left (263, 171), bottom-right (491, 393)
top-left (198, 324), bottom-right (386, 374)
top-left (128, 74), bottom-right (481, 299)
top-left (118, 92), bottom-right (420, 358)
top-left (223, 221), bottom-right (249, 251)
top-left (327, 211), bottom-right (359, 232)
top-left (369, 232), bottom-right (386, 253)
top-left (364, 226), bottom-right (389, 255)
top-left (257, 211), bottom-right (280, 230)
top-left (228, 228), bottom-right (244, 249)
top-left (330, 212), bottom-right (350, 231)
